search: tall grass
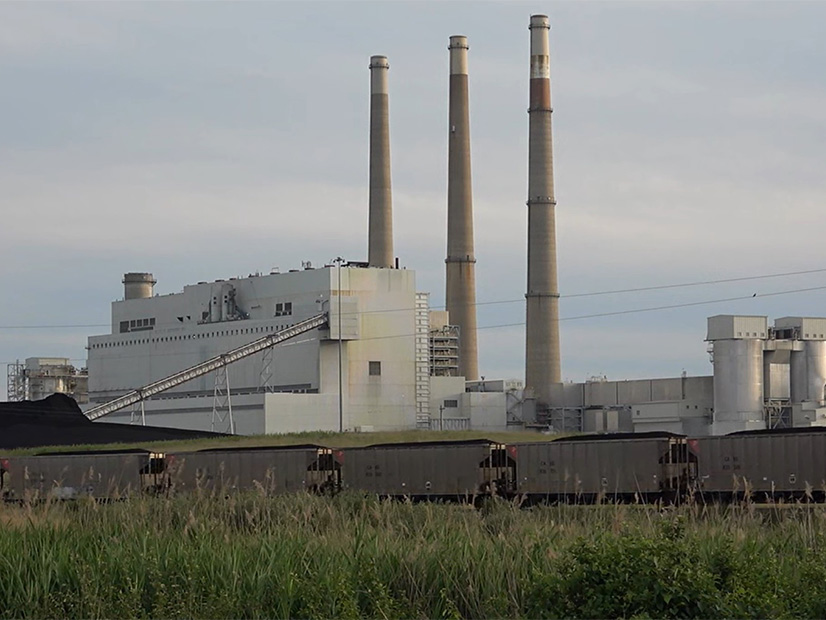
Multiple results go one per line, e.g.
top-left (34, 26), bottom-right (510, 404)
top-left (2, 494), bottom-right (826, 618)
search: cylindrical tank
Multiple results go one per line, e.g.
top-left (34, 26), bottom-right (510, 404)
top-left (790, 340), bottom-right (826, 405)
top-left (712, 339), bottom-right (764, 422)
top-left (123, 273), bottom-right (156, 300)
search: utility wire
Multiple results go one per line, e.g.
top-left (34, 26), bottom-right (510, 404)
top-left (8, 283), bottom-right (825, 364)
top-left (563, 267), bottom-right (826, 299)
top-left (0, 267), bottom-right (824, 330)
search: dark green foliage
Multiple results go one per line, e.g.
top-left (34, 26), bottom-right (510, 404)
top-left (2, 497), bottom-right (826, 619)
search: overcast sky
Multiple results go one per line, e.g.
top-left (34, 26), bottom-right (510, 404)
top-left (1, 1), bottom-right (825, 399)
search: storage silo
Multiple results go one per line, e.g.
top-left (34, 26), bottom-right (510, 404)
top-left (707, 315), bottom-right (768, 434)
top-left (775, 317), bottom-right (826, 406)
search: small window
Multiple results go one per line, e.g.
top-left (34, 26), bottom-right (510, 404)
top-left (369, 361), bottom-right (382, 376)
top-left (444, 399), bottom-right (458, 408)
top-left (285, 302), bottom-right (292, 315)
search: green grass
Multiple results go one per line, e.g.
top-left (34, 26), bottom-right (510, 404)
top-left (3, 494), bottom-right (826, 618)
top-left (4, 428), bottom-right (564, 456)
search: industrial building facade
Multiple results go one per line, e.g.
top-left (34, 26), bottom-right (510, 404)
top-left (542, 315), bottom-right (826, 436)
top-left (87, 268), bottom-right (419, 434)
top-left (6, 358), bottom-right (88, 404)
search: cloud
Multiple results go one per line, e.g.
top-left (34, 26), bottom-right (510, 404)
top-left (0, 4), bottom-right (118, 56)
top-left (1, 2), bottom-right (826, 400)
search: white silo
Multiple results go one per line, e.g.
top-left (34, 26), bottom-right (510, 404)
top-left (775, 317), bottom-right (826, 410)
top-left (707, 315), bottom-right (768, 434)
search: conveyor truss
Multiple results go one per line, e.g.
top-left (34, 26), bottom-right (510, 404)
top-left (84, 313), bottom-right (328, 424)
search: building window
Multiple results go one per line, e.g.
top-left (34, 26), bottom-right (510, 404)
top-left (121, 317), bottom-right (155, 333)
top-left (275, 301), bottom-right (293, 317)
top-left (444, 399), bottom-right (458, 408)
top-left (369, 361), bottom-right (381, 376)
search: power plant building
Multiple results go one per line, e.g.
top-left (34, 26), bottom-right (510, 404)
top-left (87, 268), bottom-right (420, 434)
top-left (543, 315), bottom-right (826, 436)
top-left (6, 358), bottom-right (88, 404)
top-left (11, 17), bottom-right (826, 442)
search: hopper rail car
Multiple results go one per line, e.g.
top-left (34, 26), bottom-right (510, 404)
top-left (3, 429), bottom-right (826, 504)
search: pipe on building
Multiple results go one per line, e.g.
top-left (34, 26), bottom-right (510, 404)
top-left (445, 35), bottom-right (479, 381)
top-left (368, 55), bottom-right (394, 268)
top-left (525, 14), bottom-right (561, 404)
top-left (123, 273), bottom-right (156, 300)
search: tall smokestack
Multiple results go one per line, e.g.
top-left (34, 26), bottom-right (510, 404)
top-left (525, 14), bottom-right (561, 403)
top-left (368, 55), bottom-right (394, 268)
top-left (445, 35), bottom-right (479, 381)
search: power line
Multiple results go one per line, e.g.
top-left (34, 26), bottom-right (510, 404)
top-left (360, 284), bottom-right (826, 340)
top-left (5, 283), bottom-right (823, 370)
top-left (564, 267), bottom-right (826, 299)
top-left (1, 267), bottom-right (825, 330)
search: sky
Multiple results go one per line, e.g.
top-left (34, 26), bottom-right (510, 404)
top-left (1, 1), bottom-right (825, 399)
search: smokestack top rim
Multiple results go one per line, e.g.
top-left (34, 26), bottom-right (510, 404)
top-left (122, 272), bottom-right (156, 284)
top-left (448, 35), bottom-right (469, 50)
top-left (369, 55), bottom-right (390, 69)
top-left (529, 14), bottom-right (550, 30)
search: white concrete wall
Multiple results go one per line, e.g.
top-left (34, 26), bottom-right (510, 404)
top-left (339, 268), bottom-right (417, 431)
top-left (100, 393), bottom-right (267, 435)
top-left (463, 392), bottom-right (507, 431)
top-left (264, 393), bottom-right (338, 434)
top-left (429, 376), bottom-right (465, 418)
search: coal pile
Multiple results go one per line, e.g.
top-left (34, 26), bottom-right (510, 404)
top-left (0, 393), bottom-right (225, 450)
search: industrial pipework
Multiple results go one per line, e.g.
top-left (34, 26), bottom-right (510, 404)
top-left (525, 14), bottom-right (562, 404)
top-left (445, 35), bottom-right (479, 381)
top-left (368, 55), bottom-right (394, 268)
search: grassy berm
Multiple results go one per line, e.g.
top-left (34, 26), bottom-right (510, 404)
top-left (3, 494), bottom-right (826, 619)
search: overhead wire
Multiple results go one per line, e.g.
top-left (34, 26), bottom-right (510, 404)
top-left (1, 266), bottom-right (825, 330)
top-left (5, 282), bottom-right (825, 366)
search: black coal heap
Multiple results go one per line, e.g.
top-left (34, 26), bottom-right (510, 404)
top-left (0, 394), bottom-right (224, 450)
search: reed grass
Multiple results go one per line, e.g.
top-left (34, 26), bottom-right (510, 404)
top-left (2, 494), bottom-right (826, 618)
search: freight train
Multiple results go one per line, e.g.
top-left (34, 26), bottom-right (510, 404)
top-left (2, 428), bottom-right (826, 503)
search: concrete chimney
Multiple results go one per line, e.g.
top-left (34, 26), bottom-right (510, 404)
top-left (123, 272), bottom-right (156, 300)
top-left (368, 55), bottom-right (394, 268)
top-left (525, 14), bottom-right (561, 404)
top-left (445, 35), bottom-right (479, 381)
